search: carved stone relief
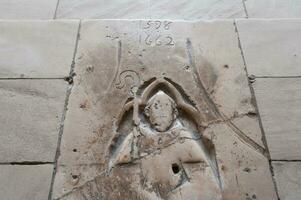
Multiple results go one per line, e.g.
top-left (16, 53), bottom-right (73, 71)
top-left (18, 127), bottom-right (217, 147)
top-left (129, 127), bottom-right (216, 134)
top-left (108, 77), bottom-right (222, 199)
top-left (52, 20), bottom-right (278, 200)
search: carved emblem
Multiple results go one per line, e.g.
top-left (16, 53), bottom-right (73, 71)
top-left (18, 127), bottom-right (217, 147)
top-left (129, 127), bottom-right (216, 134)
top-left (108, 77), bottom-right (222, 198)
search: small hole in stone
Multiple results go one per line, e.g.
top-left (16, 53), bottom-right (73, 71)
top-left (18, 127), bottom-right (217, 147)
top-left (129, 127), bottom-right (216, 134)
top-left (72, 175), bottom-right (78, 179)
top-left (172, 163), bottom-right (180, 174)
top-left (73, 149), bottom-right (77, 152)
top-left (223, 64), bottom-right (229, 68)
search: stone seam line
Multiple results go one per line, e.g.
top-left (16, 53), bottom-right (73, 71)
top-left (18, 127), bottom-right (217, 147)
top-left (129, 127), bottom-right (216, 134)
top-left (48, 20), bottom-right (82, 200)
top-left (53, 0), bottom-right (61, 19)
top-left (234, 19), bottom-right (280, 199)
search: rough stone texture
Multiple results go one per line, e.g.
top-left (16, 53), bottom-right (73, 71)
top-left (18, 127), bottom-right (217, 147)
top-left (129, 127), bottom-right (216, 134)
top-left (273, 162), bottom-right (301, 200)
top-left (253, 78), bottom-right (301, 160)
top-left (0, 20), bottom-right (79, 78)
top-left (0, 0), bottom-right (58, 19)
top-left (0, 80), bottom-right (67, 162)
top-left (245, 0), bottom-right (301, 18)
top-left (52, 19), bottom-right (277, 200)
top-left (236, 19), bottom-right (301, 77)
top-left (56, 0), bottom-right (245, 19)
top-left (0, 164), bottom-right (53, 200)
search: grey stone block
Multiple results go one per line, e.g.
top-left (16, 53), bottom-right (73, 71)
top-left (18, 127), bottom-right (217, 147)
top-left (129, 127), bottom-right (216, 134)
top-left (0, 0), bottom-right (58, 19)
top-left (245, 0), bottom-right (301, 18)
top-left (0, 80), bottom-right (67, 162)
top-left (0, 20), bottom-right (79, 78)
top-left (273, 162), bottom-right (301, 200)
top-left (237, 19), bottom-right (301, 77)
top-left (254, 78), bottom-right (301, 160)
top-left (0, 164), bottom-right (53, 200)
top-left (56, 0), bottom-right (245, 19)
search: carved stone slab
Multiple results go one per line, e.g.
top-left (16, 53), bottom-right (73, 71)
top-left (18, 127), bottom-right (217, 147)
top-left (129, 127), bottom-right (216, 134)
top-left (53, 20), bottom-right (277, 200)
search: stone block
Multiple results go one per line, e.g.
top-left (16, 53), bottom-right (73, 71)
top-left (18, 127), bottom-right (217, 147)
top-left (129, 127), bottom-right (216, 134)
top-left (0, 0), bottom-right (58, 19)
top-left (273, 162), bottom-right (301, 200)
top-left (56, 0), bottom-right (245, 19)
top-left (254, 78), bottom-right (301, 160)
top-left (237, 19), bottom-right (301, 77)
top-left (53, 19), bottom-right (277, 200)
top-left (245, 0), bottom-right (301, 18)
top-left (0, 20), bottom-right (79, 78)
top-left (146, 0), bottom-right (245, 20)
top-left (0, 165), bottom-right (53, 200)
top-left (0, 80), bottom-right (67, 162)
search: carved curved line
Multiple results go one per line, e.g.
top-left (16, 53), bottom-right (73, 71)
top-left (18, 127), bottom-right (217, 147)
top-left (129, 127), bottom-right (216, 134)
top-left (186, 38), bottom-right (265, 157)
top-left (140, 78), bottom-right (206, 127)
top-left (106, 40), bottom-right (122, 92)
top-left (115, 100), bottom-right (134, 127)
top-left (116, 78), bottom-right (207, 128)
top-left (115, 70), bottom-right (140, 89)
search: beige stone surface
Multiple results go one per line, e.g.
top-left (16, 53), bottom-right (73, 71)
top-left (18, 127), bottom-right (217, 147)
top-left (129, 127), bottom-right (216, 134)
top-left (254, 78), bottom-right (301, 160)
top-left (56, 0), bottom-right (148, 19)
top-left (56, 0), bottom-right (245, 19)
top-left (147, 0), bottom-right (245, 20)
top-left (273, 162), bottom-right (301, 200)
top-left (245, 0), bottom-right (301, 18)
top-left (237, 19), bottom-right (301, 77)
top-left (0, 80), bottom-right (67, 162)
top-left (0, 164), bottom-right (53, 200)
top-left (53, 19), bottom-right (276, 199)
top-left (0, 0), bottom-right (58, 19)
top-left (0, 20), bottom-right (79, 78)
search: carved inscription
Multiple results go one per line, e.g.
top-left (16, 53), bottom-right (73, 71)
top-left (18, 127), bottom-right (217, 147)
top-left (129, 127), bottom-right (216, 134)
top-left (139, 20), bottom-right (175, 46)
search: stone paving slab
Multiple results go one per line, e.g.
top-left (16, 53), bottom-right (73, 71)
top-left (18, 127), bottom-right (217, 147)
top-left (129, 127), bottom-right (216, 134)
top-left (56, 0), bottom-right (245, 19)
top-left (52, 19), bottom-right (276, 200)
top-left (0, 164), bottom-right (53, 200)
top-left (237, 19), bottom-right (301, 77)
top-left (144, 0), bottom-right (245, 20)
top-left (254, 78), bottom-right (301, 160)
top-left (0, 20), bottom-right (79, 78)
top-left (0, 80), bottom-right (67, 162)
top-left (273, 161), bottom-right (301, 200)
top-left (0, 0), bottom-right (58, 19)
top-left (245, 0), bottom-right (301, 18)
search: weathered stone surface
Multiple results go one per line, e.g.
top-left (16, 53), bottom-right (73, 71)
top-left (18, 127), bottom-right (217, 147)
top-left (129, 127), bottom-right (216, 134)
top-left (53, 20), bottom-right (276, 199)
top-left (146, 0), bottom-right (245, 20)
top-left (0, 165), bottom-right (53, 200)
top-left (56, 0), bottom-right (148, 19)
top-left (254, 78), bottom-right (301, 160)
top-left (56, 0), bottom-right (245, 19)
top-left (236, 19), bottom-right (301, 77)
top-left (0, 20), bottom-right (79, 78)
top-left (0, 80), bottom-right (67, 162)
top-left (0, 0), bottom-right (57, 19)
top-left (245, 0), bottom-right (301, 18)
top-left (273, 162), bottom-right (301, 200)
